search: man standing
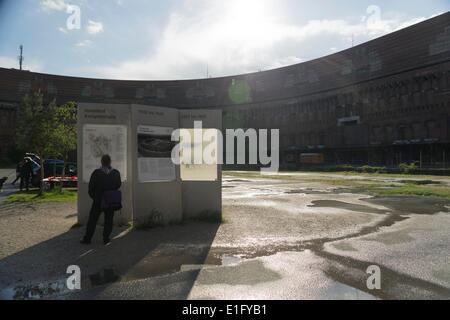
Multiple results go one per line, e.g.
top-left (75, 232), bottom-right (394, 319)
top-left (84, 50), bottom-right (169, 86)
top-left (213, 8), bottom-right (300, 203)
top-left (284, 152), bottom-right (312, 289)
top-left (19, 158), bottom-right (33, 191)
top-left (11, 160), bottom-right (23, 185)
top-left (81, 155), bottom-right (122, 245)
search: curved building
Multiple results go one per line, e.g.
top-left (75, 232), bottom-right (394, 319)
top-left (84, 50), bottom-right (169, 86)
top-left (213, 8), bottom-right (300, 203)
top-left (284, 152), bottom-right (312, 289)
top-left (1, 12), bottom-right (449, 167)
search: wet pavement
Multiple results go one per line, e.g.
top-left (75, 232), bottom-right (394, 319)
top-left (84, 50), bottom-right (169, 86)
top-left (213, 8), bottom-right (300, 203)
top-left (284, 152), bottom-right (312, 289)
top-left (1, 171), bottom-right (450, 300)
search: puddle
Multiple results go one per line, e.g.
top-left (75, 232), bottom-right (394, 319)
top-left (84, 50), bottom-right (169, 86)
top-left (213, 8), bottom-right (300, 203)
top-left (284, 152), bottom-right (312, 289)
top-left (285, 189), bottom-right (332, 195)
top-left (220, 255), bottom-right (243, 266)
top-left (365, 229), bottom-right (415, 245)
top-left (0, 278), bottom-right (71, 300)
top-left (332, 242), bottom-right (358, 252)
top-left (363, 196), bottom-right (450, 215)
top-left (0, 267), bottom-right (124, 300)
top-left (178, 254), bottom-right (244, 274)
top-left (195, 260), bottom-right (281, 286)
top-left (321, 282), bottom-right (378, 300)
top-left (308, 200), bottom-right (388, 214)
top-left (179, 264), bottom-right (216, 272)
top-left (89, 268), bottom-right (121, 286)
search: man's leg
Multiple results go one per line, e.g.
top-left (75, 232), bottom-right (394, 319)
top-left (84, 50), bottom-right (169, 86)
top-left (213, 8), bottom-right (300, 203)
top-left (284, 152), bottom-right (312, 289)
top-left (103, 209), bottom-right (114, 244)
top-left (19, 176), bottom-right (24, 191)
top-left (83, 202), bottom-right (102, 243)
top-left (12, 176), bottom-right (19, 185)
top-left (25, 175), bottom-right (30, 191)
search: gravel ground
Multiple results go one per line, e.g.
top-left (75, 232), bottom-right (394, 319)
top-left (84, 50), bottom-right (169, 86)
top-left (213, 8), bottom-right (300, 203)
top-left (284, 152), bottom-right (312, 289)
top-left (0, 202), bottom-right (78, 260)
top-left (0, 172), bottom-right (449, 300)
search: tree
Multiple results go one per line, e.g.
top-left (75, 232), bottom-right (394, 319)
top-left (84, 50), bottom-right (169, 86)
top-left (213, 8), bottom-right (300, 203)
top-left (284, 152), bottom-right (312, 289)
top-left (15, 91), bottom-right (77, 195)
top-left (52, 102), bottom-right (77, 175)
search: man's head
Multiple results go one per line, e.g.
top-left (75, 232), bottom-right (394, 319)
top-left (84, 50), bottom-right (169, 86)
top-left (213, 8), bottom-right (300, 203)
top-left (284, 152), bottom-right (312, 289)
top-left (101, 154), bottom-right (112, 167)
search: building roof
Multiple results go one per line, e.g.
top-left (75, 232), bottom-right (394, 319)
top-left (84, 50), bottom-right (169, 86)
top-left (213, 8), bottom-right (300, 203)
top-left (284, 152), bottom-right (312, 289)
top-left (0, 12), bottom-right (449, 109)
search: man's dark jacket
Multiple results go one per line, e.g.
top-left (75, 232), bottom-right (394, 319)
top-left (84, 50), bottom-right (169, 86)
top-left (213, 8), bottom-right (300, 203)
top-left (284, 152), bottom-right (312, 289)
top-left (88, 167), bottom-right (122, 203)
top-left (20, 161), bottom-right (32, 177)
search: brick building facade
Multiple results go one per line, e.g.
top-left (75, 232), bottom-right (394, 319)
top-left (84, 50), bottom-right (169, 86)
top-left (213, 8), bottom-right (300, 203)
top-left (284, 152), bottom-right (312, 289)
top-left (0, 12), bottom-right (449, 167)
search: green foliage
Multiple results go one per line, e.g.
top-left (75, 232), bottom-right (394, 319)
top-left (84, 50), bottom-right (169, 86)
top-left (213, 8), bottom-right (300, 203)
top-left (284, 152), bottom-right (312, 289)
top-left (364, 183), bottom-right (450, 200)
top-left (224, 171), bottom-right (450, 200)
top-left (15, 91), bottom-right (77, 193)
top-left (16, 92), bottom-right (77, 160)
top-left (16, 91), bottom-right (59, 159)
top-left (358, 165), bottom-right (387, 174)
top-left (399, 162), bottom-right (418, 174)
top-left (5, 188), bottom-right (77, 204)
top-left (52, 101), bottom-right (77, 161)
top-left (6, 145), bottom-right (25, 164)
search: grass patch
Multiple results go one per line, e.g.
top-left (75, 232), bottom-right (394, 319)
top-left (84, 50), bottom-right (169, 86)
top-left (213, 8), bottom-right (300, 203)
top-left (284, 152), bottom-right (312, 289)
top-left (309, 179), bottom-right (450, 200)
top-left (5, 188), bottom-right (78, 204)
top-left (363, 184), bottom-right (450, 200)
top-left (224, 171), bottom-right (301, 180)
top-left (224, 170), bottom-right (450, 181)
top-left (224, 171), bottom-right (450, 200)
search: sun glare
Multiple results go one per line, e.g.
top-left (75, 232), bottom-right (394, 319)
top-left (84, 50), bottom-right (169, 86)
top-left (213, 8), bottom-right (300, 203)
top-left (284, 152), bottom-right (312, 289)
top-left (222, 0), bottom-right (276, 43)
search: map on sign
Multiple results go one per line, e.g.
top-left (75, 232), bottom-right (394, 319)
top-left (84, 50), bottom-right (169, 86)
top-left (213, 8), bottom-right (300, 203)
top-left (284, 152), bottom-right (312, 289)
top-left (82, 124), bottom-right (127, 182)
top-left (88, 133), bottom-right (112, 157)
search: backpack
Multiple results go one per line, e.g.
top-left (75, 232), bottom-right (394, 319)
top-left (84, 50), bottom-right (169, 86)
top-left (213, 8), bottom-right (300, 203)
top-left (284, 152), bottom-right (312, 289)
top-left (101, 190), bottom-right (123, 212)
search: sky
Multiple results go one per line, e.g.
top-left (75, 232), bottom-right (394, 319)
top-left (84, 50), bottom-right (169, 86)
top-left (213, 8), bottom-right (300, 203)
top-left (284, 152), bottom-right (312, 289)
top-left (0, 0), bottom-right (448, 80)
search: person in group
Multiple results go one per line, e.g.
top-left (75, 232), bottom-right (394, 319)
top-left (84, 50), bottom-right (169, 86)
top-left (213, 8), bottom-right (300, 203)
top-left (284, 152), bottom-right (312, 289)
top-left (80, 155), bottom-right (122, 245)
top-left (19, 158), bottom-right (33, 192)
top-left (25, 154), bottom-right (41, 176)
top-left (11, 160), bottom-right (23, 185)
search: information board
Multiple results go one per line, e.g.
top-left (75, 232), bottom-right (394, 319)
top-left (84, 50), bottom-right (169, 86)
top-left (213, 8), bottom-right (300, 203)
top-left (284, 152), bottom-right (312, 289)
top-left (137, 125), bottom-right (176, 182)
top-left (82, 124), bottom-right (127, 182)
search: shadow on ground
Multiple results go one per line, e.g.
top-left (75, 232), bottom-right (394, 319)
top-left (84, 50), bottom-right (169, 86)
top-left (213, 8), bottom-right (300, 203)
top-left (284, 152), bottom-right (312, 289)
top-left (0, 220), bottom-right (220, 300)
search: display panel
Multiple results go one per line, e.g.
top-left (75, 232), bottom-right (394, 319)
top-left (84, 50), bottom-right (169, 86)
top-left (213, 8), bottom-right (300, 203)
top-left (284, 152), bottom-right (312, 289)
top-left (180, 128), bottom-right (218, 181)
top-left (137, 125), bottom-right (176, 182)
top-left (82, 124), bottom-right (127, 183)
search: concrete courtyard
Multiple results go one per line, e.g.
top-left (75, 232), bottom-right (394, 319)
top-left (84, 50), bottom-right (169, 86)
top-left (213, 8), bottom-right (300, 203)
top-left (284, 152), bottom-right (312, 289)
top-left (0, 169), bottom-right (449, 300)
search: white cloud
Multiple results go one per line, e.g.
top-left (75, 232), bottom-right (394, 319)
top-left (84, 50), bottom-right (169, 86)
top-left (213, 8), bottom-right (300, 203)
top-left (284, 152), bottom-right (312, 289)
top-left (91, 0), bottom-right (434, 80)
top-left (0, 56), bottom-right (43, 72)
top-left (86, 20), bottom-right (104, 35)
top-left (40, 0), bottom-right (69, 12)
top-left (75, 40), bottom-right (92, 47)
top-left (0, 56), bottom-right (17, 68)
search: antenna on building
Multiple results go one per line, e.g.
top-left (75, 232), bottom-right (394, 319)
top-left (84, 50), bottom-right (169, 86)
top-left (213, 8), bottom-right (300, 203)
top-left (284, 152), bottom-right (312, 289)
top-left (351, 34), bottom-right (355, 47)
top-left (206, 64), bottom-right (209, 78)
top-left (18, 45), bottom-right (24, 70)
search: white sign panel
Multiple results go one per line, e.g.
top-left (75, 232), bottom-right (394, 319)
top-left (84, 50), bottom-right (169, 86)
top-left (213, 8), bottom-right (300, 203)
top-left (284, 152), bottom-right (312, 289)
top-left (137, 125), bottom-right (176, 182)
top-left (180, 128), bottom-right (218, 181)
top-left (82, 124), bottom-right (127, 183)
